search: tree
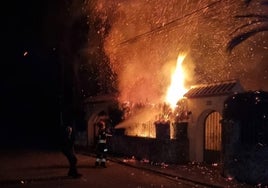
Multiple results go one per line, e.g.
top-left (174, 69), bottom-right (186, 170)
top-left (227, 0), bottom-right (268, 52)
top-left (57, 0), bottom-right (117, 129)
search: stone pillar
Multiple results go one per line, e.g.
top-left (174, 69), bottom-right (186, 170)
top-left (174, 122), bottom-right (188, 140)
top-left (155, 121), bottom-right (170, 140)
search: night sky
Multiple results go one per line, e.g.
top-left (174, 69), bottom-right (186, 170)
top-left (1, 0), bottom-right (63, 148)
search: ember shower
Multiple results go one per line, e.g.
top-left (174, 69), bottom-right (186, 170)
top-left (75, 0), bottom-right (267, 133)
top-left (81, 0), bottom-right (268, 103)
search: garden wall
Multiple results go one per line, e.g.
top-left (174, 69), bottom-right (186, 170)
top-left (107, 136), bottom-right (189, 164)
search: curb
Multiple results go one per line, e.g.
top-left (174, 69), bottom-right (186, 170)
top-left (79, 151), bottom-right (224, 188)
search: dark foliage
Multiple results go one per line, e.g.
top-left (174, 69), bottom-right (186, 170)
top-left (227, 0), bottom-right (268, 52)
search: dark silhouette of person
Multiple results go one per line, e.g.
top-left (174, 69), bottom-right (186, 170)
top-left (61, 125), bottom-right (82, 178)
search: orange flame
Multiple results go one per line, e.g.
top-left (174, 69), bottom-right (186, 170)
top-left (165, 54), bottom-right (188, 109)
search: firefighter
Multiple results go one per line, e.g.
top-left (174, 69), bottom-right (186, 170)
top-left (95, 120), bottom-right (111, 168)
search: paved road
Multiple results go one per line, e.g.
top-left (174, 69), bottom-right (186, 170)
top-left (0, 149), bottom-right (200, 188)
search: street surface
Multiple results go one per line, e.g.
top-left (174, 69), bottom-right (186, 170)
top-left (0, 149), bottom-right (200, 188)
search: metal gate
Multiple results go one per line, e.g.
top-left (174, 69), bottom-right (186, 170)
top-left (204, 111), bottom-right (222, 163)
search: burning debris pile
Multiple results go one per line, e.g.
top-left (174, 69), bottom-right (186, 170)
top-left (113, 53), bottom-right (191, 139)
top-left (112, 53), bottom-right (191, 139)
top-left (116, 97), bottom-right (190, 139)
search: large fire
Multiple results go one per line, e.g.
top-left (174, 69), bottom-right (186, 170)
top-left (118, 53), bottom-right (190, 139)
top-left (165, 54), bottom-right (188, 110)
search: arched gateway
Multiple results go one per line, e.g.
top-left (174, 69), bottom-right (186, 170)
top-left (183, 79), bottom-right (244, 163)
top-left (204, 111), bottom-right (222, 163)
top-left (84, 95), bottom-right (117, 147)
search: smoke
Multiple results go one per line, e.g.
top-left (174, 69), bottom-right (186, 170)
top-left (85, 0), bottom-right (268, 102)
top-left (90, 0), bottom-right (207, 104)
top-left (115, 105), bottom-right (159, 129)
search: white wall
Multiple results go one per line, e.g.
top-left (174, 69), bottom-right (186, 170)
top-left (187, 95), bottom-right (227, 162)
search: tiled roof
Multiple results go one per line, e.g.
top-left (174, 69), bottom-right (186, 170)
top-left (183, 80), bottom-right (242, 98)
